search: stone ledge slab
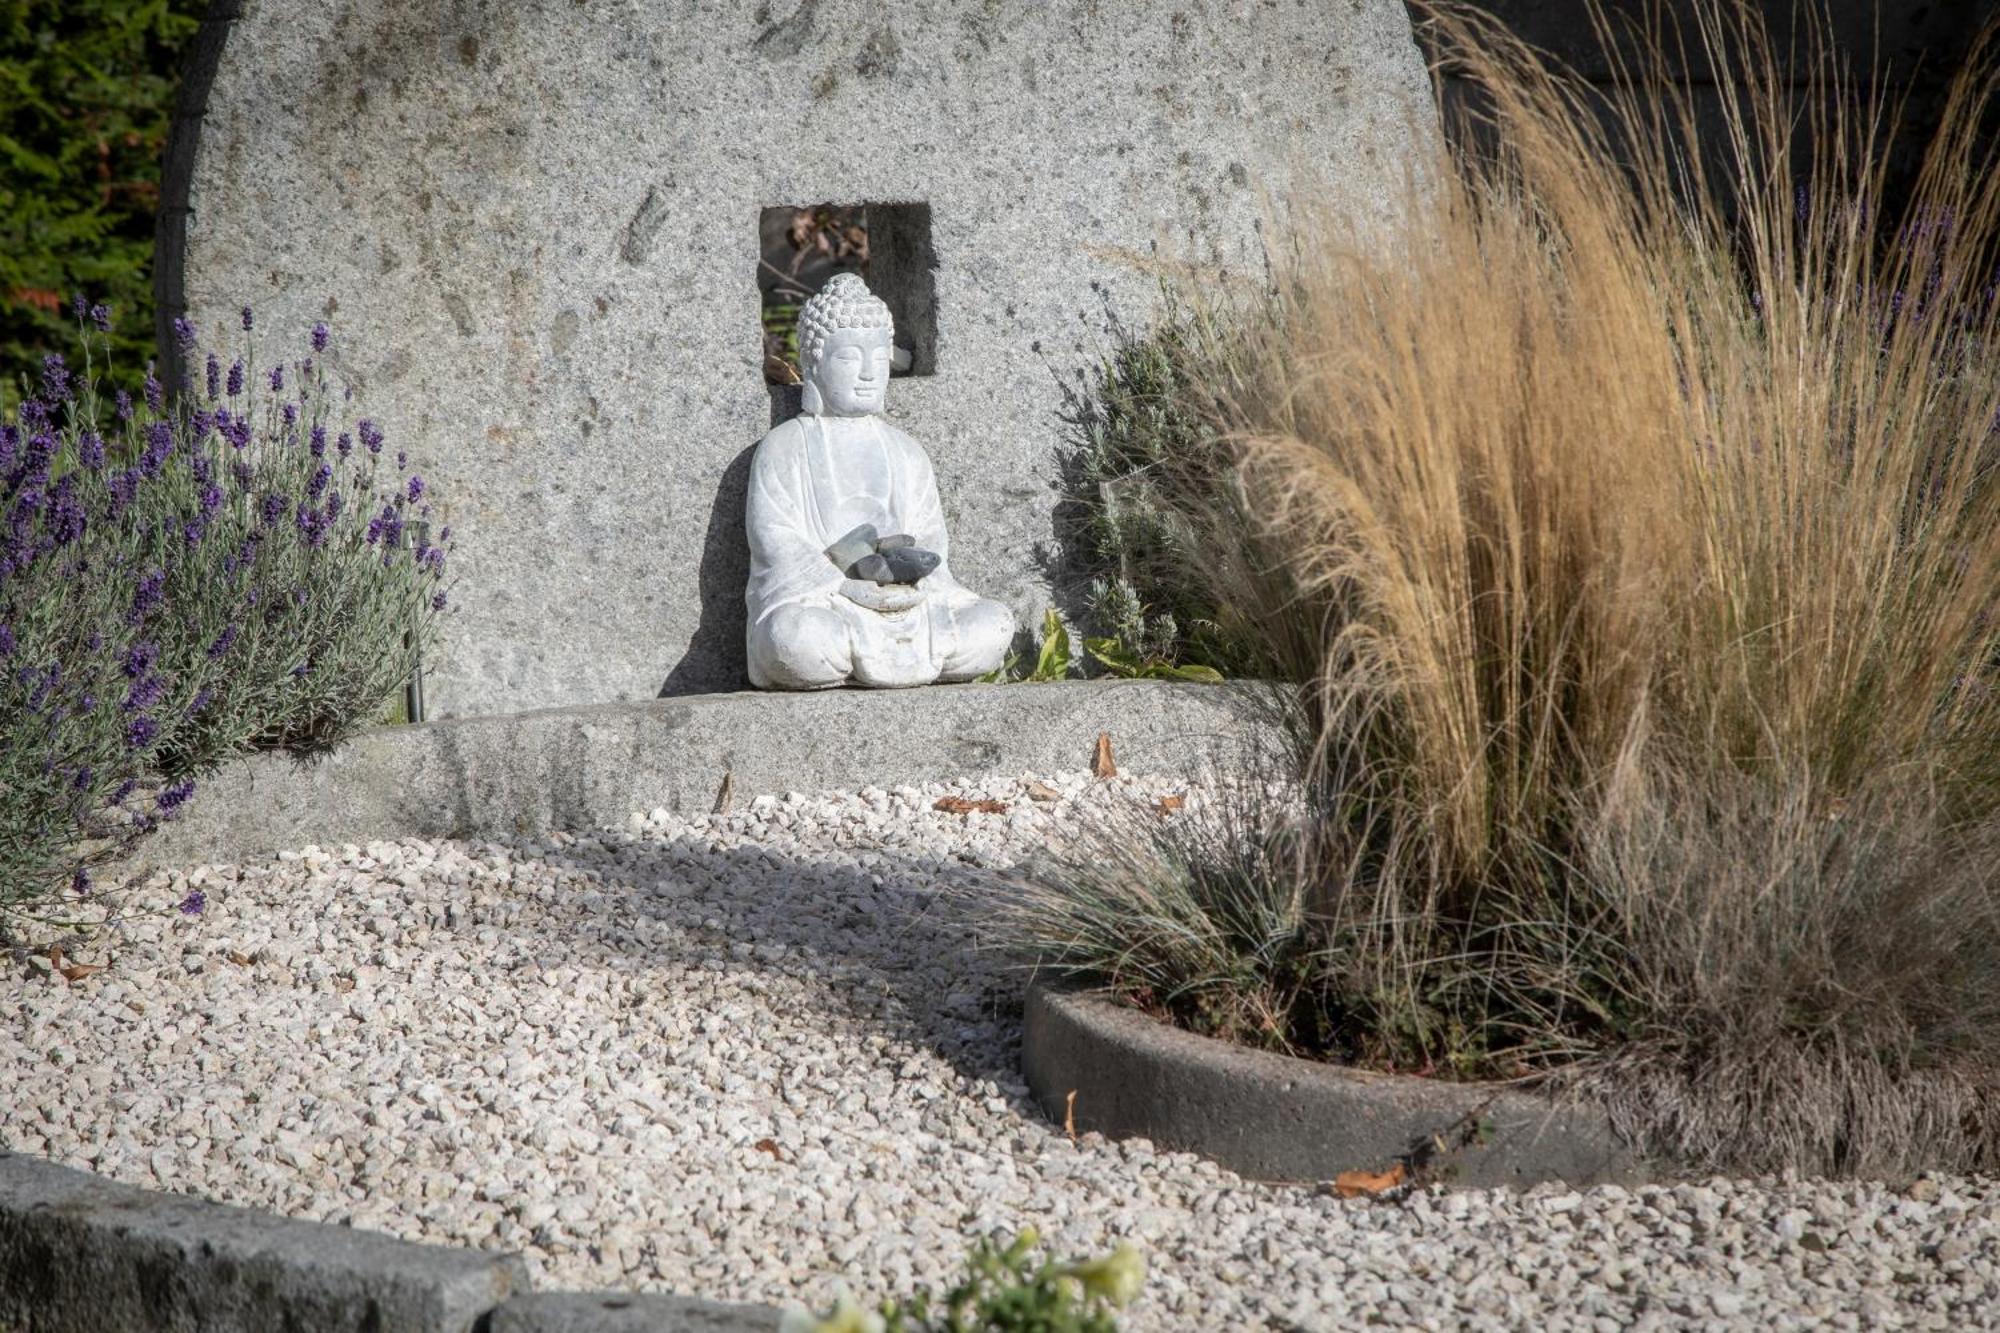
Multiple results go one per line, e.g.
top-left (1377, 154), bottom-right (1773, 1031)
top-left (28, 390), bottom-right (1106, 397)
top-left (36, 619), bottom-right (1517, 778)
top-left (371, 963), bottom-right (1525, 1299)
top-left (1022, 984), bottom-right (1651, 1191)
top-left (0, 1153), bottom-right (527, 1333)
top-left (128, 680), bottom-right (1280, 868)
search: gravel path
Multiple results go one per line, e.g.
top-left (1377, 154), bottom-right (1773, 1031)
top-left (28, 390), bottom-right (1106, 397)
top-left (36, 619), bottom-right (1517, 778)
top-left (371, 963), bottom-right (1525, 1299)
top-left (4, 772), bottom-right (1998, 1330)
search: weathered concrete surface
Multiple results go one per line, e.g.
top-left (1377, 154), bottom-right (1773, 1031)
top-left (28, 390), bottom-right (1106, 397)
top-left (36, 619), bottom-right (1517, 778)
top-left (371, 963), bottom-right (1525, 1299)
top-left (0, 1153), bottom-right (526, 1333)
top-left (162, 0), bottom-right (1434, 716)
top-left (490, 1292), bottom-right (773, 1333)
top-left (1022, 984), bottom-right (1650, 1191)
top-left (127, 680), bottom-right (1282, 868)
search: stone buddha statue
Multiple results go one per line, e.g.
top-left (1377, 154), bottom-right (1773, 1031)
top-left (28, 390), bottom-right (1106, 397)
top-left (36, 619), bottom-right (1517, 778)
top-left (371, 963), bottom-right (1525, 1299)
top-left (745, 274), bottom-right (1015, 689)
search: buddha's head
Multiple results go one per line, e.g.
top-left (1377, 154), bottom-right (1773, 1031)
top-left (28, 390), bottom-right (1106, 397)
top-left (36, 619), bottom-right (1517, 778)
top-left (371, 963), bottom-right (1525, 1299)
top-left (797, 273), bottom-right (894, 418)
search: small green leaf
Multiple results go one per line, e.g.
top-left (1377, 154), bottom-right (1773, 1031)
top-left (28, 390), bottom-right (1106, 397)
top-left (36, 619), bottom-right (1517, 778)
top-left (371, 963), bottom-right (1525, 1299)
top-left (1083, 636), bottom-right (1141, 676)
top-left (1030, 609), bottom-right (1071, 682)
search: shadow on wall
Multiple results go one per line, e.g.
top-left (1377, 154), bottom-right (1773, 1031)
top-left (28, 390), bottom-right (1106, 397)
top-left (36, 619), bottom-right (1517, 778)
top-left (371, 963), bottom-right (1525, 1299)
top-left (655, 387), bottom-right (815, 697)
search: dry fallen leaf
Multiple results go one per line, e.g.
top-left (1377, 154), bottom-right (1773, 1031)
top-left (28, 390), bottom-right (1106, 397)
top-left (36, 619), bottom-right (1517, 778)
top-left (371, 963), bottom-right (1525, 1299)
top-left (713, 770), bottom-right (736, 816)
top-left (1155, 794), bottom-right (1186, 816)
top-left (753, 1138), bottom-right (785, 1162)
top-left (333, 976), bottom-right (356, 993)
top-left (227, 949), bottom-right (254, 966)
top-left (46, 946), bottom-right (106, 983)
top-left (934, 796), bottom-right (1009, 815)
top-left (1093, 732), bottom-right (1118, 779)
top-left (1064, 1089), bottom-right (1078, 1142)
top-left (1024, 780), bottom-right (1062, 803)
top-left (1332, 1162), bottom-right (1407, 1198)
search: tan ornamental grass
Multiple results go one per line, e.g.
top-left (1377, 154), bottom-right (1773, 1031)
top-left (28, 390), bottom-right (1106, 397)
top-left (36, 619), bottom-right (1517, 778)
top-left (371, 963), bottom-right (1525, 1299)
top-left (1001, 0), bottom-right (2000, 1176)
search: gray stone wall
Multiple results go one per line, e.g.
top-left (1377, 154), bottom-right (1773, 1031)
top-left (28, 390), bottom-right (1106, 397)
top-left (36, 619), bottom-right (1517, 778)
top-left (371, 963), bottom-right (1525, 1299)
top-left (161, 0), bottom-right (1434, 718)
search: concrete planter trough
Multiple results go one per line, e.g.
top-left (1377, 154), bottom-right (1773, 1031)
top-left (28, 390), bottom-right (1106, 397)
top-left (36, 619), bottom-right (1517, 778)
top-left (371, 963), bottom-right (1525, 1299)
top-left (1021, 983), bottom-right (1651, 1190)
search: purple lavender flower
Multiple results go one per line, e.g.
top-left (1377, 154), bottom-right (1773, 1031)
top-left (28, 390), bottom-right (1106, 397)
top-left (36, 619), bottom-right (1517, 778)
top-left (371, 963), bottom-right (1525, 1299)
top-left (395, 450), bottom-right (407, 471)
top-left (295, 504), bottom-right (332, 548)
top-left (309, 425), bottom-right (327, 457)
top-left (308, 462), bottom-right (332, 498)
top-left (78, 692), bottom-right (96, 714)
top-left (173, 316), bottom-right (197, 349)
top-left (111, 777), bottom-right (135, 803)
top-left (90, 303), bottom-right (111, 332)
top-left (41, 353), bottom-right (71, 402)
top-left (226, 359), bottom-right (245, 397)
top-left (158, 778), bottom-right (196, 814)
top-left (268, 365), bottom-right (284, 393)
top-left (72, 867), bottom-right (90, 896)
top-left (191, 409), bottom-right (214, 440)
top-left (72, 766), bottom-right (93, 792)
top-left (261, 491), bottom-right (287, 526)
top-left (208, 623), bottom-right (239, 659)
top-left (129, 569), bottom-right (165, 622)
top-left (183, 519), bottom-right (206, 548)
top-left (46, 477), bottom-right (85, 546)
top-left (311, 322), bottom-right (330, 353)
top-left (114, 389), bottom-right (133, 423)
top-left (123, 640), bottom-right (158, 678)
top-left (123, 674), bottom-right (165, 713)
top-left (325, 490), bottom-right (344, 520)
top-left (70, 293), bottom-right (86, 320)
top-left (432, 590), bottom-right (449, 612)
top-left (138, 421), bottom-right (174, 477)
top-left (206, 353), bottom-right (221, 399)
top-left (178, 887), bottom-right (205, 915)
top-left (406, 474), bottom-right (425, 503)
top-left (144, 366), bottom-right (163, 412)
top-left (199, 484), bottom-right (223, 517)
top-left (107, 468), bottom-right (139, 517)
top-left (231, 459), bottom-right (254, 490)
top-left (335, 433), bottom-right (353, 458)
top-left (187, 688), bottom-right (211, 717)
top-left (282, 402), bottom-right (299, 428)
top-left (366, 504), bottom-right (402, 548)
top-left (125, 714), bottom-right (158, 749)
top-left (358, 419), bottom-right (384, 454)
top-left (227, 414), bottom-right (253, 450)
top-left (241, 306), bottom-right (254, 332)
top-left (0, 625), bottom-right (14, 657)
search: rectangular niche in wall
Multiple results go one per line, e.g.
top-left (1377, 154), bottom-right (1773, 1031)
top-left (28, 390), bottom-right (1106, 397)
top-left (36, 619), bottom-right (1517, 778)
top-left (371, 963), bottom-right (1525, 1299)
top-left (757, 202), bottom-right (937, 383)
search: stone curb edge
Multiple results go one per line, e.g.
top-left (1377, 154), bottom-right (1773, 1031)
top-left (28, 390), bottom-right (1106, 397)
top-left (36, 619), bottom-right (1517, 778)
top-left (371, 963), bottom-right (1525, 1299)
top-left (0, 1154), bottom-right (774, 1333)
top-left (1021, 983), bottom-right (1657, 1191)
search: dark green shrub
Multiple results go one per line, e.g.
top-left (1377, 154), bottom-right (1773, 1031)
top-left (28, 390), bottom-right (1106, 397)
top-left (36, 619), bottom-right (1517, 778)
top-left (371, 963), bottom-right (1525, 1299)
top-left (1, 307), bottom-right (453, 925)
top-left (0, 1), bottom-right (204, 409)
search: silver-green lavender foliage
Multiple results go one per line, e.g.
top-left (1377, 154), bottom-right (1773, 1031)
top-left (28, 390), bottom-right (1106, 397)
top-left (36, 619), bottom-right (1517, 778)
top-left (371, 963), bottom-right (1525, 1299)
top-left (1062, 297), bottom-right (1253, 675)
top-left (0, 305), bottom-right (452, 922)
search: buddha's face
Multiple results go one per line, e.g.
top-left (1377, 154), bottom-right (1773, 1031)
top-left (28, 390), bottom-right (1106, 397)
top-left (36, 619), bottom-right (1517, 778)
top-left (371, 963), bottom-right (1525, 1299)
top-left (805, 327), bottom-right (893, 417)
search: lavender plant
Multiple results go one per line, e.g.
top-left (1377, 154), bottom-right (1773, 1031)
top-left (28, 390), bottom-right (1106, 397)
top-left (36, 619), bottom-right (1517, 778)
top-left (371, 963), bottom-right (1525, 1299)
top-left (0, 303), bottom-right (453, 924)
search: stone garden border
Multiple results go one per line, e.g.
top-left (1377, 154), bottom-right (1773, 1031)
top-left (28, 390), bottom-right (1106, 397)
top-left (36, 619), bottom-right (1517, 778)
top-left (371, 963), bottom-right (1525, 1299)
top-left (0, 1153), bottom-right (771, 1332)
top-left (1021, 983), bottom-right (1651, 1190)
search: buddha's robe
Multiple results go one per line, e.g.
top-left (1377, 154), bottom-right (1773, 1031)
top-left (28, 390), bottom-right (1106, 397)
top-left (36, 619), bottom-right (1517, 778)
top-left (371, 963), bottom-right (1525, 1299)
top-left (744, 412), bottom-right (1014, 689)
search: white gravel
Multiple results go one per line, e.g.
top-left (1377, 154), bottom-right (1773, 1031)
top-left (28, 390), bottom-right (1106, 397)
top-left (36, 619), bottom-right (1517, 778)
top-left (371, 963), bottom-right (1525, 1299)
top-left (4, 771), bottom-right (1999, 1330)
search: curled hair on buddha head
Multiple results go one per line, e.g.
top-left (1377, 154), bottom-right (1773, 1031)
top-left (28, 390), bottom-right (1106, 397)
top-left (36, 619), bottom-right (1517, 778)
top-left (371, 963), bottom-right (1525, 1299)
top-left (796, 272), bottom-right (894, 368)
